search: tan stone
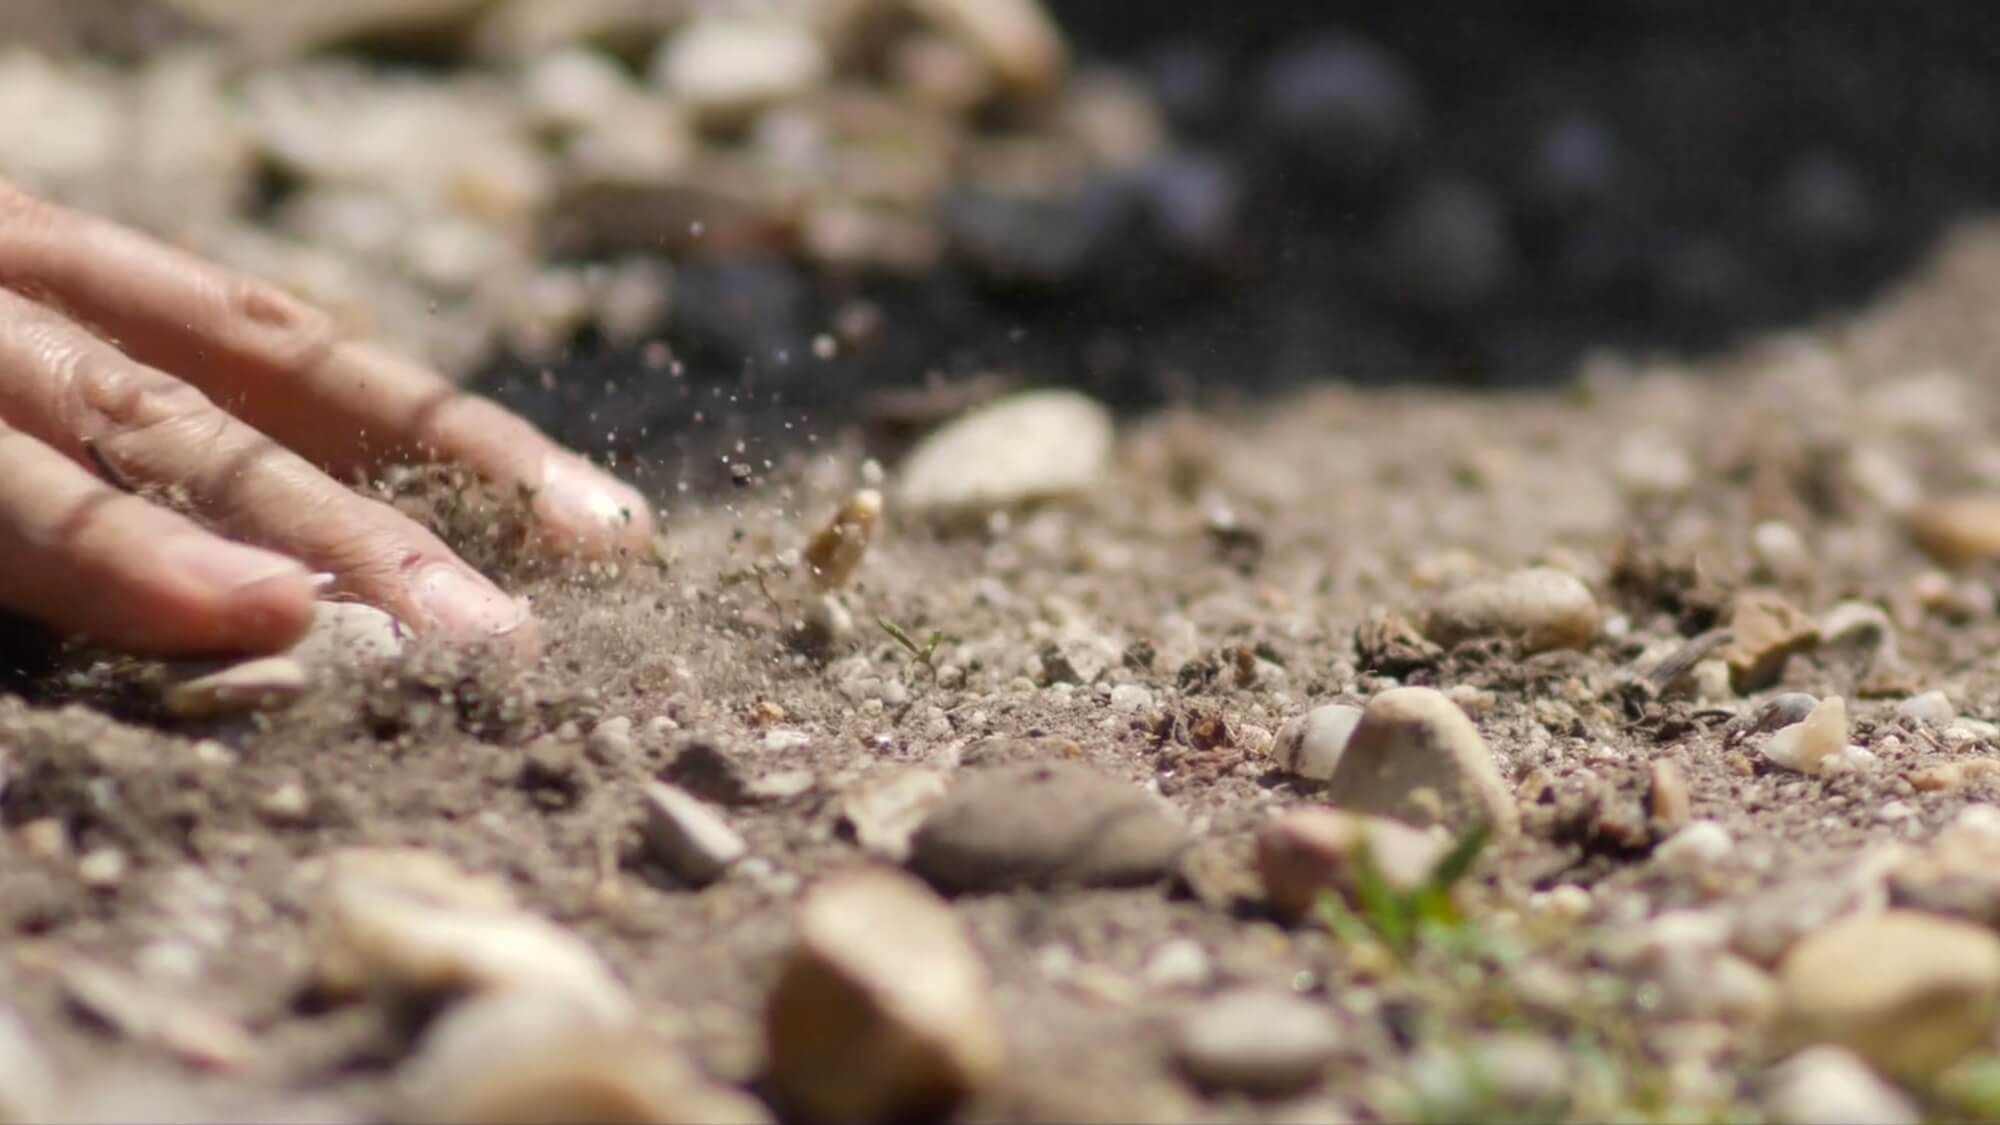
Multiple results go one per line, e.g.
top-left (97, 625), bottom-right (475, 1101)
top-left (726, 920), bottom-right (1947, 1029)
top-left (1323, 687), bottom-right (1518, 836)
top-left (1718, 592), bottom-right (1819, 692)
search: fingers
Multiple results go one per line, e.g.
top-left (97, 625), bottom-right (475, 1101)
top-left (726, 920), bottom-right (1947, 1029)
top-left (0, 288), bottom-right (533, 649)
top-left (0, 423), bottom-right (317, 655)
top-left (0, 177), bottom-right (654, 558)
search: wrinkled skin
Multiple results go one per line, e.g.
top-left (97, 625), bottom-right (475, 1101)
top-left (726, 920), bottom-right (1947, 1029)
top-left (0, 177), bottom-right (654, 656)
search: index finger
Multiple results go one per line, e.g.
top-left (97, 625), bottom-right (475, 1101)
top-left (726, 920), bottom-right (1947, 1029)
top-left (0, 179), bottom-right (654, 558)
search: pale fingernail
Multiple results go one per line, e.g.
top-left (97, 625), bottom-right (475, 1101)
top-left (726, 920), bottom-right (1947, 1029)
top-left (411, 564), bottom-right (529, 640)
top-left (169, 537), bottom-right (309, 594)
top-left (535, 456), bottom-right (649, 547)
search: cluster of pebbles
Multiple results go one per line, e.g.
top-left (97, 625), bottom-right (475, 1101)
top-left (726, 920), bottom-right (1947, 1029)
top-left (14, 222), bottom-right (2000, 1120)
top-left (0, 0), bottom-right (1142, 383)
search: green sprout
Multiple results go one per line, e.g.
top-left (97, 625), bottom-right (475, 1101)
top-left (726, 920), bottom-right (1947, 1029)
top-left (1319, 824), bottom-right (1490, 961)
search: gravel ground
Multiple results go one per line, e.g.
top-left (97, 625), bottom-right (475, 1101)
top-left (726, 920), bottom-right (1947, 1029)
top-left (10, 213), bottom-right (2000, 1122)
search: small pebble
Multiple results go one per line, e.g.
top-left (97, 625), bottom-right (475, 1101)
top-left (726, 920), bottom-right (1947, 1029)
top-left (652, 16), bottom-right (826, 118)
top-left (908, 762), bottom-right (1187, 893)
top-left (1141, 939), bottom-right (1212, 991)
top-left (1763, 696), bottom-right (1849, 775)
top-left (1648, 759), bottom-right (1692, 830)
top-left (1256, 807), bottom-right (1449, 924)
top-left (1173, 989), bottom-right (1340, 1096)
top-left (1818, 601), bottom-right (1897, 662)
top-left (1653, 820), bottom-right (1733, 876)
top-left (1109, 683), bottom-right (1155, 713)
top-left (803, 489), bottom-right (881, 591)
top-left (896, 390), bottom-right (1114, 515)
top-left (1898, 690), bottom-right (1955, 726)
top-left (1422, 567), bottom-right (1599, 653)
top-left (287, 600), bottom-right (405, 668)
top-left (1720, 593), bottom-right (1819, 692)
top-left (1909, 495), bottom-right (2000, 567)
top-left (838, 769), bottom-right (951, 862)
top-left (640, 782), bottom-right (748, 886)
top-left (1752, 520), bottom-right (1812, 583)
top-left (76, 846), bottom-right (127, 888)
top-left (163, 656), bottom-right (312, 718)
top-left (1323, 687), bottom-right (1518, 836)
top-left (1268, 704), bottom-right (1363, 780)
top-left (766, 868), bottom-right (1003, 1123)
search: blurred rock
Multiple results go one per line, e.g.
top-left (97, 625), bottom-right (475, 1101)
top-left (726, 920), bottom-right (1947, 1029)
top-left (1324, 687), bottom-right (1518, 837)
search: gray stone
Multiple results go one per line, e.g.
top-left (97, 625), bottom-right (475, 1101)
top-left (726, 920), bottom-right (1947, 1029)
top-left (1174, 989), bottom-right (1339, 1096)
top-left (766, 868), bottom-right (1002, 1123)
top-left (908, 762), bottom-right (1188, 892)
top-left (1323, 687), bottom-right (1518, 836)
top-left (896, 390), bottom-right (1114, 514)
top-left (1270, 704), bottom-right (1364, 780)
top-left (640, 782), bottom-right (748, 886)
top-left (1424, 567), bottom-right (1599, 653)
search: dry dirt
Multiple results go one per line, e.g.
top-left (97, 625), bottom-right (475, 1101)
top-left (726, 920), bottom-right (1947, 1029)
top-left (13, 224), bottom-right (2000, 1122)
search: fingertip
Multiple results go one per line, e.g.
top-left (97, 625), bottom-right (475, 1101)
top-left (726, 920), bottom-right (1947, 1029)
top-left (531, 454), bottom-right (656, 557)
top-left (216, 568), bottom-right (320, 651)
top-left (158, 537), bottom-right (317, 653)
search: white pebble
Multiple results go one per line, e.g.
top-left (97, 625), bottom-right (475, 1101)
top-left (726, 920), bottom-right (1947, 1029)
top-left (1269, 704), bottom-right (1364, 780)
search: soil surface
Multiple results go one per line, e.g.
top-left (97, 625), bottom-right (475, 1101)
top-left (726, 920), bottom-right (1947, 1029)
top-left (10, 217), bottom-right (2000, 1121)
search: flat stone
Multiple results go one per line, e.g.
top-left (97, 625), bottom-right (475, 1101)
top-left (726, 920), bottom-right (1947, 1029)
top-left (1776, 909), bottom-right (2000, 1080)
top-left (288, 600), bottom-right (406, 668)
top-left (401, 990), bottom-right (769, 1125)
top-left (309, 848), bottom-right (630, 1024)
top-left (1719, 592), bottom-right (1820, 693)
top-left (1173, 989), bottom-right (1339, 1096)
top-left (839, 769), bottom-right (951, 862)
top-left (896, 390), bottom-right (1114, 514)
top-left (908, 762), bottom-right (1188, 893)
top-left (1763, 696), bottom-right (1849, 776)
top-left (1910, 495), bottom-right (2000, 567)
top-left (163, 656), bottom-right (311, 718)
top-left (766, 868), bottom-right (1002, 1123)
top-left (1423, 567), bottom-right (1599, 653)
top-left (1269, 704), bottom-right (1363, 780)
top-left (1761, 1046), bottom-right (1919, 1125)
top-left (1322, 687), bottom-right (1518, 836)
top-left (640, 782), bottom-right (748, 886)
top-left (1256, 808), bottom-right (1450, 924)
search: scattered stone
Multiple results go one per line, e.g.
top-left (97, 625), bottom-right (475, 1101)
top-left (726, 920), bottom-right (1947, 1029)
top-left (1173, 989), bottom-right (1339, 1096)
top-left (1323, 687), bottom-right (1518, 836)
top-left (1423, 567), bottom-right (1599, 653)
top-left (309, 847), bottom-right (630, 1023)
top-left (1653, 819), bottom-right (1733, 876)
top-left (1762, 696), bottom-right (1850, 776)
top-left (1647, 759), bottom-right (1692, 831)
top-left (287, 600), bottom-right (406, 668)
top-left (1141, 938), bottom-right (1212, 991)
top-left (766, 868), bottom-right (1003, 1123)
top-left (804, 489), bottom-right (882, 591)
top-left (1269, 704), bottom-right (1363, 780)
top-left (896, 390), bottom-right (1115, 514)
top-left (1255, 808), bottom-right (1450, 924)
top-left (1761, 1046), bottom-right (1919, 1125)
top-left (908, 762), bottom-right (1188, 892)
top-left (1719, 592), bottom-right (1820, 692)
top-left (1908, 759), bottom-right (2000, 793)
top-left (1752, 520), bottom-right (1812, 583)
top-left (258, 781), bottom-right (312, 823)
top-left (762, 728), bottom-right (813, 752)
top-left (76, 846), bottom-right (128, 888)
top-left (640, 782), bottom-right (748, 887)
top-left (586, 716), bottom-right (635, 760)
top-left (839, 769), bottom-right (951, 862)
top-left (1910, 495), bottom-right (2000, 567)
top-left (1735, 692), bottom-right (1821, 737)
top-left (1819, 601), bottom-right (1898, 663)
top-left (400, 990), bottom-right (770, 1125)
top-left (1897, 690), bottom-right (1955, 726)
top-left (747, 768), bottom-right (817, 803)
top-left (1776, 909), bottom-right (2000, 1080)
top-left (1354, 607), bottom-right (1443, 676)
top-left (1406, 1034), bottom-right (1573, 1118)
top-left (1108, 683), bottom-right (1155, 713)
top-left (652, 16), bottom-right (827, 120)
top-left (163, 655), bottom-right (312, 718)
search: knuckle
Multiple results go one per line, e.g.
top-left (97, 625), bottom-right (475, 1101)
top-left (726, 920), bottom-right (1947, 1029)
top-left (65, 346), bottom-right (216, 442)
top-left (221, 275), bottom-right (339, 372)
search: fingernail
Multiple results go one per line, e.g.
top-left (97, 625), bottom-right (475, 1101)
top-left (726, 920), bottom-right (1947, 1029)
top-left (535, 456), bottom-right (649, 548)
top-left (169, 538), bottom-right (309, 594)
top-left (412, 564), bottom-right (529, 640)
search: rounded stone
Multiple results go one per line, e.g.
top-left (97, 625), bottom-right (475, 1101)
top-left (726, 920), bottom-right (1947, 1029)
top-left (1257, 808), bottom-right (1449, 924)
top-left (1423, 567), bottom-right (1599, 654)
top-left (908, 762), bottom-right (1188, 893)
top-left (1173, 989), bottom-right (1339, 1096)
top-left (896, 390), bottom-right (1114, 514)
top-left (1323, 687), bottom-right (1518, 836)
top-left (1269, 704), bottom-right (1364, 780)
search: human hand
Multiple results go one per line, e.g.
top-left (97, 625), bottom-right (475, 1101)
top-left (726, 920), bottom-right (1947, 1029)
top-left (0, 178), bottom-right (654, 656)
